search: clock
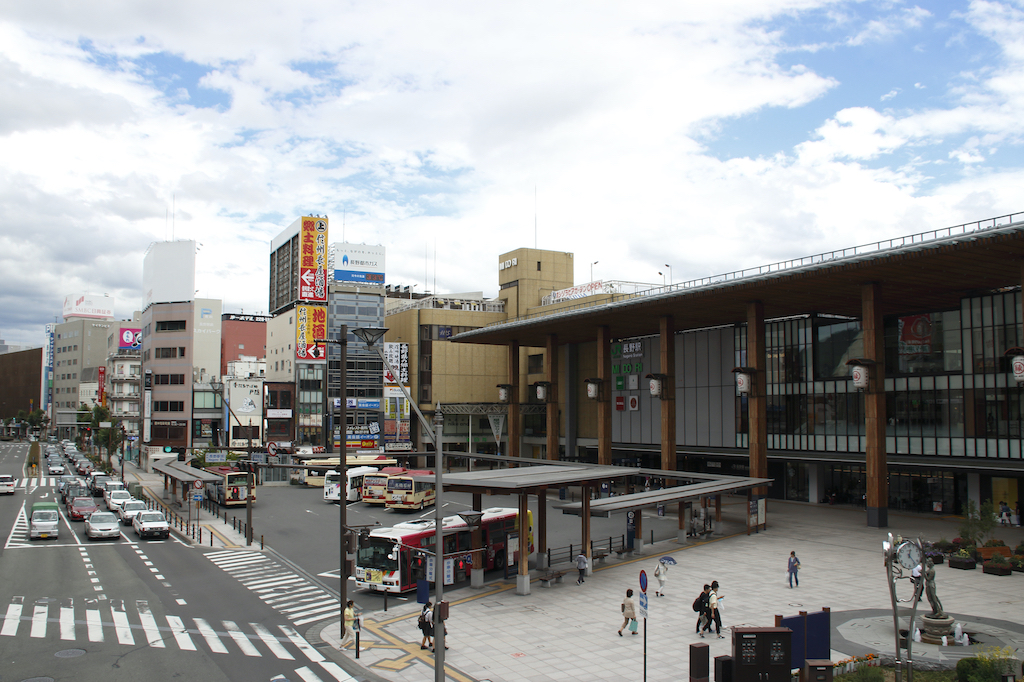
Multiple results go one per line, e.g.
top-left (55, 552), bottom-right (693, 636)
top-left (896, 541), bottom-right (922, 569)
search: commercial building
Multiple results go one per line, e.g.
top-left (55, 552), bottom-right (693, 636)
top-left (452, 212), bottom-right (1024, 526)
top-left (0, 347), bottom-right (44, 428)
top-left (221, 313), bottom-right (269, 377)
top-left (51, 294), bottom-right (116, 439)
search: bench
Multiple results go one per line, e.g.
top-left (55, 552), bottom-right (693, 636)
top-left (538, 570), bottom-right (568, 587)
top-left (593, 552), bottom-right (609, 564)
top-left (615, 549), bottom-right (631, 558)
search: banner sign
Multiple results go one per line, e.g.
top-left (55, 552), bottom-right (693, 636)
top-left (383, 342), bottom-right (409, 384)
top-left (295, 304), bottom-right (327, 360)
top-left (298, 216), bottom-right (328, 302)
top-left (119, 327), bottom-right (142, 350)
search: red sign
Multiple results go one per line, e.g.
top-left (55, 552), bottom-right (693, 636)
top-left (98, 366), bottom-right (106, 406)
top-left (298, 217), bottom-right (328, 302)
top-left (615, 396), bottom-right (625, 411)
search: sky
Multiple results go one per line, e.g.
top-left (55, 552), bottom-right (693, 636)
top-left (1, 0), bottom-right (1023, 346)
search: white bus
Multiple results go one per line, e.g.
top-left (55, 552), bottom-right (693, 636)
top-left (324, 466), bottom-right (378, 503)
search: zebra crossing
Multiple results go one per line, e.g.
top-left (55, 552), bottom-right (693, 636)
top-left (204, 550), bottom-right (340, 627)
top-left (12, 476), bottom-right (63, 489)
top-left (0, 595), bottom-right (356, 681)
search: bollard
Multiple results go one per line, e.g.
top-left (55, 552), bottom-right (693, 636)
top-left (547, 548), bottom-right (551, 567)
top-left (199, 527), bottom-right (202, 544)
top-left (384, 590), bottom-right (388, 613)
top-left (210, 529), bottom-right (214, 547)
top-left (260, 535), bottom-right (264, 550)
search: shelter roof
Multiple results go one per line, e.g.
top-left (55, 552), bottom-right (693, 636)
top-left (153, 458), bottom-right (224, 483)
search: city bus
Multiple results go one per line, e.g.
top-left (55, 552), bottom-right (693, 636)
top-left (384, 470), bottom-right (435, 511)
top-left (361, 467), bottom-right (408, 505)
top-left (204, 466), bottom-right (255, 507)
top-left (323, 466), bottom-right (378, 503)
top-left (354, 508), bottom-right (534, 594)
top-left (302, 455), bottom-right (398, 487)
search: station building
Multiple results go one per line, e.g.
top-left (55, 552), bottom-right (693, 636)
top-left (451, 213), bottom-right (1024, 526)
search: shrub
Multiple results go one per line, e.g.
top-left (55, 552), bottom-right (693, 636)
top-left (1010, 555), bottom-right (1024, 569)
top-left (983, 538), bottom-right (1005, 547)
top-left (836, 667), bottom-right (885, 682)
top-left (957, 647), bottom-right (1019, 682)
top-left (932, 538), bottom-right (953, 552)
top-left (984, 553), bottom-right (1009, 567)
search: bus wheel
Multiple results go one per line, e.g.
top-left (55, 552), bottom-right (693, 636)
top-left (494, 551), bottom-right (505, 571)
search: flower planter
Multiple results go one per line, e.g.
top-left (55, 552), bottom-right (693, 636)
top-left (977, 546), bottom-right (1011, 561)
top-left (925, 554), bottom-right (944, 565)
top-left (948, 557), bottom-right (977, 570)
top-left (1011, 565), bottom-right (1024, 573)
top-left (982, 564), bottom-right (1012, 576)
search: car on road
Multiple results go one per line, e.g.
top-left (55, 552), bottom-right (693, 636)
top-left (67, 496), bottom-right (98, 521)
top-left (57, 475), bottom-right (79, 493)
top-left (0, 474), bottom-right (14, 495)
top-left (102, 482), bottom-right (126, 505)
top-left (105, 490), bottom-right (133, 512)
top-left (133, 510), bottom-right (170, 539)
top-left (89, 475), bottom-right (112, 497)
top-left (85, 511), bottom-right (121, 540)
top-left (117, 500), bottom-right (147, 525)
top-left (29, 501), bottom-right (60, 540)
top-left (62, 484), bottom-right (89, 505)
top-left (47, 460), bottom-right (66, 475)
top-left (76, 460), bottom-right (93, 475)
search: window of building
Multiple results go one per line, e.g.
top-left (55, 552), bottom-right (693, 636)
top-left (238, 344), bottom-right (244, 349)
top-left (527, 354), bottom-right (544, 374)
top-left (155, 347), bottom-right (177, 359)
top-left (231, 425), bottom-right (260, 441)
top-left (153, 401), bottom-right (184, 412)
top-left (156, 320), bottom-right (187, 332)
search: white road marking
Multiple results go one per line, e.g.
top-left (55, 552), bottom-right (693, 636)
top-left (251, 622), bottom-right (294, 660)
top-left (318, 661), bottom-right (357, 681)
top-left (194, 617), bottom-right (228, 653)
top-left (111, 600), bottom-right (134, 645)
top-left (86, 607), bottom-right (103, 642)
top-left (60, 599), bottom-right (75, 640)
top-left (30, 603), bottom-right (48, 638)
top-left (165, 615), bottom-right (196, 651)
top-left (136, 600), bottom-right (165, 648)
top-left (223, 620), bottom-right (261, 657)
top-left (278, 624), bottom-right (323, 662)
top-left (293, 667), bottom-right (323, 682)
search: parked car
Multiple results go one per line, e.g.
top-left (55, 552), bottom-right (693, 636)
top-left (85, 511), bottom-right (121, 541)
top-left (117, 500), bottom-right (148, 525)
top-left (67, 496), bottom-right (98, 521)
top-left (133, 511), bottom-right (170, 539)
top-left (0, 474), bottom-right (15, 495)
top-left (105, 490), bottom-right (133, 512)
top-left (29, 501), bottom-right (60, 540)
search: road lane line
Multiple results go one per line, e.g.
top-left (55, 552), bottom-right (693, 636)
top-left (60, 599), bottom-right (75, 640)
top-left (86, 607), bottom-right (103, 642)
top-left (222, 620), bottom-right (260, 657)
top-left (318, 661), bottom-right (357, 681)
top-left (272, 594), bottom-right (325, 610)
top-left (293, 667), bottom-right (324, 682)
top-left (194, 617), bottom-right (228, 653)
top-left (165, 615), bottom-right (196, 651)
top-left (278, 624), bottom-right (323, 662)
top-left (263, 587), bottom-right (322, 604)
top-left (248, 577), bottom-right (306, 590)
top-left (250, 622), bottom-right (294, 660)
top-left (110, 600), bottom-right (134, 645)
top-left (136, 601), bottom-right (165, 648)
top-left (30, 603), bottom-right (48, 638)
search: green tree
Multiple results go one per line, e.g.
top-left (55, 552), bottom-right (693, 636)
top-left (958, 499), bottom-right (997, 547)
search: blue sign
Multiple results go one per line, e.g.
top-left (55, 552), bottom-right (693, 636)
top-left (639, 569), bottom-right (648, 593)
top-left (334, 270), bottom-right (385, 283)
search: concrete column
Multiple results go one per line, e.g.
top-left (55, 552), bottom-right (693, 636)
top-left (633, 508), bottom-right (644, 554)
top-left (582, 486), bottom-right (593, 575)
top-left (660, 316), bottom-right (677, 475)
top-left (862, 283), bottom-right (888, 528)
top-left (565, 343), bottom-right (578, 461)
top-left (747, 302), bottom-right (768, 494)
top-left (537, 488), bottom-right (549, 570)
top-left (516, 492), bottom-right (531, 595)
top-left (470, 492), bottom-right (485, 587)
top-left (546, 334), bottom-right (559, 461)
top-left (597, 326), bottom-right (612, 466)
top-left (808, 462), bottom-right (825, 504)
top-left (508, 340), bottom-right (521, 462)
top-left (677, 500), bottom-right (688, 542)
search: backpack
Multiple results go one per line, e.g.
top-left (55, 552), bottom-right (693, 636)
top-left (692, 594), bottom-right (702, 612)
top-left (418, 608), bottom-right (429, 626)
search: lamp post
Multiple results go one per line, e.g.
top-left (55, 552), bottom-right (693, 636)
top-left (664, 264), bottom-right (672, 285)
top-left (591, 260), bottom-right (599, 282)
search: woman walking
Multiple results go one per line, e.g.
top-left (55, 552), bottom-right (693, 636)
top-left (418, 601), bottom-right (434, 650)
top-left (618, 589), bottom-right (638, 636)
top-left (654, 560), bottom-right (668, 596)
top-left (787, 551), bottom-right (801, 588)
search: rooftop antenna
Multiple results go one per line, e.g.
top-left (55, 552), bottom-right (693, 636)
top-left (433, 236), bottom-right (437, 295)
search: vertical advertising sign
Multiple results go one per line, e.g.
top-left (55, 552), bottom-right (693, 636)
top-left (295, 304), bottom-right (327, 360)
top-left (98, 366), bottom-right (106, 406)
top-left (298, 216), bottom-right (328, 302)
top-left (383, 342), bottom-right (409, 384)
top-left (44, 324), bottom-right (54, 411)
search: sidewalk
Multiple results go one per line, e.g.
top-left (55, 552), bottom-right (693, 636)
top-left (315, 499), bottom-right (1024, 682)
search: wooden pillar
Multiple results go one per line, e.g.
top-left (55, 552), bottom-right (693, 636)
top-left (546, 334), bottom-right (559, 461)
top-left (597, 326), bottom-right (612, 466)
top-left (660, 316), bottom-right (677, 475)
top-left (471, 493), bottom-right (483, 570)
top-left (508, 340), bottom-right (521, 462)
top-left (537, 488), bottom-right (548, 569)
top-left (582, 486), bottom-right (592, 572)
top-left (747, 302), bottom-right (768, 492)
top-left (863, 283), bottom-right (888, 528)
top-left (518, 493), bottom-right (530, 578)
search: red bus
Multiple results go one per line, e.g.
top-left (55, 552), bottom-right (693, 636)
top-left (354, 507), bottom-right (534, 594)
top-left (361, 467), bottom-right (408, 505)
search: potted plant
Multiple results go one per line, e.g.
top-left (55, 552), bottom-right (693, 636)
top-left (949, 548), bottom-right (977, 570)
top-left (925, 549), bottom-right (944, 565)
top-left (983, 553), bottom-right (1012, 576)
top-left (978, 538), bottom-right (1011, 561)
top-left (931, 538), bottom-right (954, 555)
top-left (1010, 555), bottom-right (1024, 573)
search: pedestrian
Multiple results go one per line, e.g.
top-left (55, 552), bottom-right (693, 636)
top-left (999, 501), bottom-right (1011, 526)
top-left (340, 599), bottom-right (357, 649)
top-left (418, 601), bottom-right (433, 650)
top-left (654, 560), bottom-right (668, 596)
top-left (695, 584), bottom-right (710, 636)
top-left (703, 580), bottom-right (724, 639)
top-left (576, 552), bottom-right (589, 585)
top-left (618, 588), bottom-right (638, 636)
top-left (787, 551), bottom-right (801, 588)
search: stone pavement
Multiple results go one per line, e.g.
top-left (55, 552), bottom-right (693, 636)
top-left (313, 498), bottom-right (1024, 682)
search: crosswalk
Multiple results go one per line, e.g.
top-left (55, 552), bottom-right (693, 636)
top-left (12, 477), bottom-right (63, 489)
top-left (0, 595), bottom-right (355, 681)
top-left (204, 550), bottom-right (341, 627)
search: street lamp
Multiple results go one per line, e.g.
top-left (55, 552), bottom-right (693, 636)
top-left (664, 264), bottom-right (672, 285)
top-left (591, 260), bottom-right (599, 282)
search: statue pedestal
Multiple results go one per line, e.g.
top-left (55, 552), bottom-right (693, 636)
top-left (919, 614), bottom-right (955, 644)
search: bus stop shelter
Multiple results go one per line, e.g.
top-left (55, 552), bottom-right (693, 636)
top-left (152, 458), bottom-right (223, 504)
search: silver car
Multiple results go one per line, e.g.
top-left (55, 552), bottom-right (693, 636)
top-left (117, 500), bottom-right (148, 525)
top-left (85, 511), bottom-right (121, 541)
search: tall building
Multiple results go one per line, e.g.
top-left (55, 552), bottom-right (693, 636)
top-left (52, 294), bottom-right (115, 439)
top-left (221, 313), bottom-right (269, 377)
top-left (104, 322), bottom-right (143, 449)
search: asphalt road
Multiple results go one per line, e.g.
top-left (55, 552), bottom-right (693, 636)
top-left (0, 442), bottom-right (358, 682)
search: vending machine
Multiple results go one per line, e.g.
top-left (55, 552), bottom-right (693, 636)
top-left (732, 627), bottom-right (793, 682)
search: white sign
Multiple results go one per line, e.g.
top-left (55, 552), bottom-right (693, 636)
top-left (192, 492), bottom-right (204, 502)
top-left (1013, 355), bottom-right (1024, 383)
top-left (383, 343), bottom-right (409, 384)
top-left (638, 591), bottom-right (648, 619)
top-left (498, 257), bottom-right (518, 271)
top-left (62, 293), bottom-right (115, 320)
top-left (549, 280), bottom-right (604, 303)
top-left (628, 396), bottom-right (639, 411)
top-left (193, 479), bottom-right (204, 490)
top-left (488, 414), bottom-right (505, 444)
top-left (206, 452), bottom-right (227, 463)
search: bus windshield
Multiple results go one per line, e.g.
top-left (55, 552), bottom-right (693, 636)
top-left (387, 478), bottom-right (413, 491)
top-left (357, 538), bottom-right (398, 571)
top-left (226, 473), bottom-right (249, 487)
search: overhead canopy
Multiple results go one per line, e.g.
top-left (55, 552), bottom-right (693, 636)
top-left (153, 458), bottom-right (223, 484)
top-left (451, 215), bottom-right (1024, 347)
top-left (556, 477), bottom-right (772, 516)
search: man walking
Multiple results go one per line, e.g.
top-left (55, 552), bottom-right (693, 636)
top-left (696, 584), bottom-right (711, 636)
top-left (787, 551), bottom-right (801, 588)
top-left (576, 553), bottom-right (589, 585)
top-left (705, 580), bottom-right (724, 639)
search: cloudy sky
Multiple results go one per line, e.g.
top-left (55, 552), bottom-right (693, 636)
top-left (2, 0), bottom-right (1022, 346)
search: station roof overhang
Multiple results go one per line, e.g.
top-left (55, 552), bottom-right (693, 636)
top-left (451, 217), bottom-right (1024, 348)
top-left (153, 459), bottom-right (223, 483)
top-left (556, 477), bottom-right (771, 517)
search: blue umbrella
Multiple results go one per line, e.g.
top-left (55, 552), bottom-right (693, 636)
top-left (659, 556), bottom-right (678, 565)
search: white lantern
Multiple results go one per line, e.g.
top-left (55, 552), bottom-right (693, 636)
top-left (736, 372), bottom-right (750, 394)
top-left (586, 380), bottom-right (600, 400)
top-left (497, 385), bottom-right (510, 403)
top-left (648, 377), bottom-right (662, 397)
top-left (1013, 355), bottom-right (1024, 383)
top-left (852, 365), bottom-right (869, 390)
top-left (535, 383), bottom-right (548, 401)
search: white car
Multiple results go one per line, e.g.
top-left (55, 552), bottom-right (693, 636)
top-left (47, 461), bottom-right (66, 475)
top-left (117, 500), bottom-right (148, 525)
top-left (85, 511), bottom-right (121, 541)
top-left (105, 490), bottom-right (133, 512)
top-left (102, 482), bottom-right (127, 507)
top-left (0, 474), bottom-right (15, 495)
top-left (133, 511), bottom-right (170, 539)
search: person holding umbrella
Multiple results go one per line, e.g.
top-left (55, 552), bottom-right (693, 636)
top-left (654, 556), bottom-right (675, 596)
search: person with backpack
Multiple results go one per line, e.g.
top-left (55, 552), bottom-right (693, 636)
top-left (693, 584), bottom-right (710, 635)
top-left (418, 601), bottom-right (433, 650)
top-left (704, 580), bottom-right (724, 639)
top-left (787, 551), bottom-right (801, 588)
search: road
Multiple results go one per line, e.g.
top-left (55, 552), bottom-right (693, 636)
top-left (0, 442), bottom-right (360, 682)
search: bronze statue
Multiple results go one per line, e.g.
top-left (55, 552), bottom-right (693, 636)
top-left (924, 557), bottom-right (944, 618)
